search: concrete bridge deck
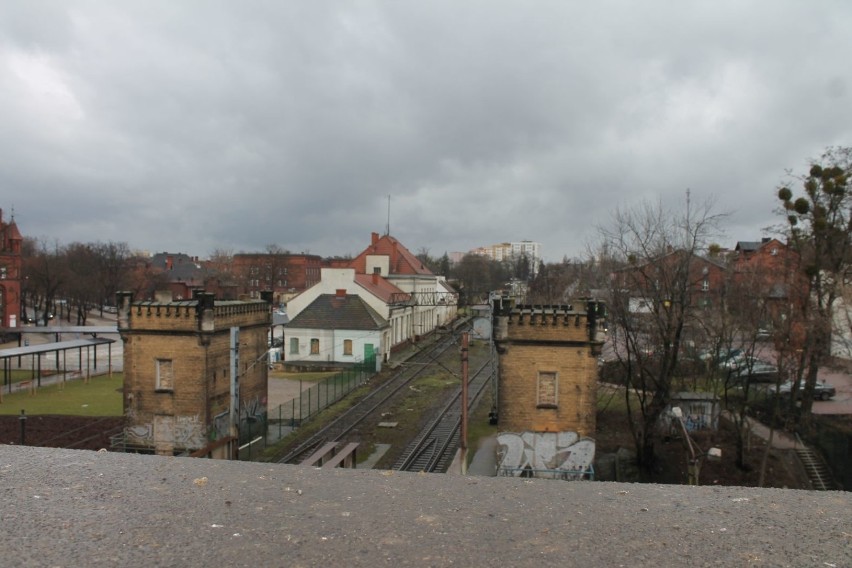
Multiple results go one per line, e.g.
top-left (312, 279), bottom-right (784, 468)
top-left (1, 445), bottom-right (850, 567)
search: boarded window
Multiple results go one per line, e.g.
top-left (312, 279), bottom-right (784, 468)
top-left (156, 359), bottom-right (174, 391)
top-left (310, 338), bottom-right (320, 355)
top-left (343, 339), bottom-right (353, 356)
top-left (290, 337), bottom-right (299, 354)
top-left (537, 371), bottom-right (558, 408)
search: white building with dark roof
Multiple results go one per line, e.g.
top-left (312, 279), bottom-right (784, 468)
top-left (284, 290), bottom-right (389, 369)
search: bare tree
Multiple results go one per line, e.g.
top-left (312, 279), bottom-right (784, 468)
top-left (23, 239), bottom-right (66, 325)
top-left (597, 197), bottom-right (726, 470)
top-left (64, 243), bottom-right (100, 325)
top-left (94, 241), bottom-right (131, 312)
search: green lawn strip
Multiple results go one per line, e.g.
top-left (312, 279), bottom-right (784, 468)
top-left (1, 369), bottom-right (66, 385)
top-left (0, 374), bottom-right (123, 416)
top-left (465, 384), bottom-right (499, 468)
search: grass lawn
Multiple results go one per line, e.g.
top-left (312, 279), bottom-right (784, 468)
top-left (1, 369), bottom-right (60, 385)
top-left (0, 374), bottom-right (123, 416)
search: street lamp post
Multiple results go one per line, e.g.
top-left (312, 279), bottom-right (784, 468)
top-left (671, 406), bottom-right (721, 485)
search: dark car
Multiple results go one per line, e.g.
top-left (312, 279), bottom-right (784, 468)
top-left (771, 380), bottom-right (836, 401)
top-left (732, 357), bottom-right (778, 382)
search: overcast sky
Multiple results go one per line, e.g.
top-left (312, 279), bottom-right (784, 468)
top-left (2, 2), bottom-right (850, 262)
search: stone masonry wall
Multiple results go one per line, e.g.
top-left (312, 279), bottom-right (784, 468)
top-left (495, 305), bottom-right (602, 437)
top-left (498, 342), bottom-right (596, 436)
top-left (120, 296), bottom-right (269, 455)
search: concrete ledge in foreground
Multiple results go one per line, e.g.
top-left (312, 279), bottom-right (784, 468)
top-left (1, 446), bottom-right (850, 567)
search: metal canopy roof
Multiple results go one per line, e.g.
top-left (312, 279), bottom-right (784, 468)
top-left (0, 337), bottom-right (116, 359)
top-left (1, 326), bottom-right (118, 335)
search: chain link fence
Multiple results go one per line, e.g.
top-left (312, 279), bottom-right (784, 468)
top-left (265, 357), bottom-right (376, 445)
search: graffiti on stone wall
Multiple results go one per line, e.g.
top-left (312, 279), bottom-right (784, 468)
top-left (125, 404), bottom-right (154, 444)
top-left (661, 399), bottom-right (718, 435)
top-left (127, 423), bottom-right (153, 443)
top-left (497, 431), bottom-right (595, 480)
top-left (211, 410), bottom-right (229, 441)
top-left (125, 414), bottom-right (205, 450)
top-left (242, 396), bottom-right (265, 421)
top-left (173, 414), bottom-right (206, 449)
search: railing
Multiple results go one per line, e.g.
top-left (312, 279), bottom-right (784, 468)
top-left (497, 465), bottom-right (595, 481)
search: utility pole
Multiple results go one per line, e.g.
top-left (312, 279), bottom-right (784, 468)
top-left (230, 326), bottom-right (240, 460)
top-left (460, 332), bottom-right (469, 475)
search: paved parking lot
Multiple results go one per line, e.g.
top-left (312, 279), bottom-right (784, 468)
top-left (1, 315), bottom-right (123, 375)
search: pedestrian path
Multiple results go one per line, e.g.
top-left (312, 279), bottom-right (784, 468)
top-left (723, 411), bottom-right (838, 490)
top-left (726, 412), bottom-right (801, 449)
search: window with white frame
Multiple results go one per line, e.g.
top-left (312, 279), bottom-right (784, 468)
top-left (310, 338), bottom-right (319, 355)
top-left (290, 338), bottom-right (299, 354)
top-left (343, 339), bottom-right (353, 356)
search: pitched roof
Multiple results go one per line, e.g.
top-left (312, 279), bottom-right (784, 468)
top-left (734, 241), bottom-right (763, 253)
top-left (735, 238), bottom-right (786, 255)
top-left (286, 294), bottom-right (388, 331)
top-left (349, 233), bottom-right (433, 276)
top-left (354, 273), bottom-right (410, 304)
top-left (151, 252), bottom-right (208, 282)
top-left (613, 249), bottom-right (727, 273)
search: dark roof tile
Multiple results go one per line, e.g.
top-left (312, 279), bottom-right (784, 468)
top-left (286, 294), bottom-right (388, 330)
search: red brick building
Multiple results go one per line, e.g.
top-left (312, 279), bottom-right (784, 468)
top-left (613, 250), bottom-right (728, 312)
top-left (0, 209), bottom-right (23, 328)
top-left (731, 237), bottom-right (807, 337)
top-left (231, 253), bottom-right (323, 304)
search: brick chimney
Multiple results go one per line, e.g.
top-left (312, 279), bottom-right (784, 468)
top-left (371, 232), bottom-right (380, 245)
top-left (372, 268), bottom-right (380, 285)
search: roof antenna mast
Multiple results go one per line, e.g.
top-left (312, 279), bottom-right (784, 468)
top-left (386, 194), bottom-right (391, 236)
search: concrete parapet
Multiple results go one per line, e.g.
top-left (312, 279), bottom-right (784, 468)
top-left (1, 445), bottom-right (850, 567)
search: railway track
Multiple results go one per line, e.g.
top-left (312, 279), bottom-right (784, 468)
top-left (393, 356), bottom-right (493, 473)
top-left (277, 327), bottom-right (468, 465)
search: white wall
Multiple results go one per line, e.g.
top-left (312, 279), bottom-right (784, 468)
top-left (831, 296), bottom-right (852, 360)
top-left (284, 327), bottom-right (384, 364)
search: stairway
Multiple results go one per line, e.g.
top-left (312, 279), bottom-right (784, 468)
top-left (796, 447), bottom-right (833, 490)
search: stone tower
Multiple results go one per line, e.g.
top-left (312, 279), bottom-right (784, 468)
top-left (493, 301), bottom-right (605, 435)
top-left (117, 291), bottom-right (270, 458)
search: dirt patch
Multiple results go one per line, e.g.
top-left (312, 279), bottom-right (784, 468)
top-left (596, 406), bottom-right (809, 488)
top-left (0, 415), bottom-right (125, 451)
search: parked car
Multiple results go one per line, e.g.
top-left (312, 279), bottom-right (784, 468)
top-left (732, 357), bottom-right (778, 382)
top-left (718, 349), bottom-right (747, 370)
top-left (770, 380), bottom-right (836, 401)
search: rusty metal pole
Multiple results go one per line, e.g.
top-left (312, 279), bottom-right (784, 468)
top-left (19, 409), bottom-right (26, 445)
top-left (460, 332), bottom-right (469, 475)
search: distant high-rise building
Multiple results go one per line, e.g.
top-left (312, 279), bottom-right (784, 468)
top-left (469, 240), bottom-right (542, 276)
